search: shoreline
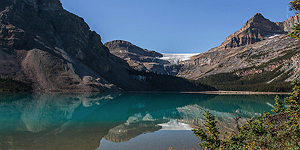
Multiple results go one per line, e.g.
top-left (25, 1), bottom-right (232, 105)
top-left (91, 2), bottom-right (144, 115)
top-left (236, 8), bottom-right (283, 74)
top-left (190, 91), bottom-right (290, 95)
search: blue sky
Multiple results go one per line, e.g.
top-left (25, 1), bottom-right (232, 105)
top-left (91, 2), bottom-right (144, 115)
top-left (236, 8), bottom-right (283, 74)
top-left (60, 0), bottom-right (295, 53)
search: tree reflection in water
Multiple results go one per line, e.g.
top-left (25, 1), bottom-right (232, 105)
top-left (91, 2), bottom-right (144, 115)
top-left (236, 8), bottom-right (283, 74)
top-left (0, 92), bottom-right (280, 150)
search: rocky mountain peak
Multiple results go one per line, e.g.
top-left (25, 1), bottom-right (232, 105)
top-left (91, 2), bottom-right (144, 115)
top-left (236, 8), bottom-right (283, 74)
top-left (276, 13), bottom-right (300, 32)
top-left (24, 0), bottom-right (62, 8)
top-left (105, 40), bottom-right (163, 58)
top-left (245, 13), bottom-right (281, 32)
top-left (220, 13), bottom-right (286, 49)
top-left (35, 0), bottom-right (63, 10)
top-left (252, 13), bottom-right (264, 20)
top-left (0, 0), bottom-right (152, 92)
top-left (2, 0), bottom-right (63, 11)
top-left (173, 13), bottom-right (300, 91)
top-left (105, 40), bottom-right (171, 74)
top-left (244, 13), bottom-right (267, 26)
top-left (254, 13), bottom-right (263, 17)
top-left (106, 40), bottom-right (134, 46)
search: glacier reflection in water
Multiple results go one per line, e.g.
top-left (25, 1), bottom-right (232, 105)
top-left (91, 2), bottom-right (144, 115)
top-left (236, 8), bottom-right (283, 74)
top-left (0, 92), bottom-right (285, 150)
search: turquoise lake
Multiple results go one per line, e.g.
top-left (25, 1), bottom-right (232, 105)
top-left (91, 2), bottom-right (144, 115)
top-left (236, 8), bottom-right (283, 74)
top-left (0, 93), bottom-right (287, 150)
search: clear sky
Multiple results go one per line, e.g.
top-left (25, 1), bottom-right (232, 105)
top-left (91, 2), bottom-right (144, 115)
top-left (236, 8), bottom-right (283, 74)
top-left (60, 0), bottom-right (296, 54)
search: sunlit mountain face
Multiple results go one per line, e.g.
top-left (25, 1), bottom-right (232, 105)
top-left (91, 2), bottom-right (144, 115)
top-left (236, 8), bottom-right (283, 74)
top-left (0, 93), bottom-right (282, 150)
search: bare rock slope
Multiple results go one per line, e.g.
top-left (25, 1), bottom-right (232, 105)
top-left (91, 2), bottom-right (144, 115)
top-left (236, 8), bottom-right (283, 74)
top-left (105, 40), bottom-right (170, 74)
top-left (220, 13), bottom-right (285, 49)
top-left (177, 13), bottom-right (300, 87)
top-left (0, 0), bottom-right (147, 92)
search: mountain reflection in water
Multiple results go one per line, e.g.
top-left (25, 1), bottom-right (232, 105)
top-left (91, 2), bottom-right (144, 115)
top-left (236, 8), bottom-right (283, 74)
top-left (0, 93), bottom-right (284, 150)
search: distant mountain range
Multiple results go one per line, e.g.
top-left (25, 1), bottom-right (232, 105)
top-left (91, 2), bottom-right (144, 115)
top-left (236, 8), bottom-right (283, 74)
top-left (0, 0), bottom-right (212, 92)
top-left (1, 0), bottom-right (299, 92)
top-left (176, 13), bottom-right (300, 91)
top-left (178, 13), bottom-right (300, 79)
top-left (105, 13), bottom-right (300, 92)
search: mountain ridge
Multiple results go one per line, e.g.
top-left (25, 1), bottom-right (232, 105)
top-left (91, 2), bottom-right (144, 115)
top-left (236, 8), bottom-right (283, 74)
top-left (105, 40), bottom-right (170, 74)
top-left (0, 0), bottom-right (149, 92)
top-left (174, 13), bottom-right (300, 91)
top-left (0, 0), bottom-right (213, 92)
top-left (103, 13), bottom-right (300, 92)
top-left (220, 13), bottom-right (286, 49)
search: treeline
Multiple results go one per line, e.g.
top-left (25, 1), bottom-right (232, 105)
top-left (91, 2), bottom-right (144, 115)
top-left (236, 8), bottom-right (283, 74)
top-left (0, 77), bottom-right (32, 92)
top-left (197, 71), bottom-right (293, 92)
top-left (127, 69), bottom-right (216, 92)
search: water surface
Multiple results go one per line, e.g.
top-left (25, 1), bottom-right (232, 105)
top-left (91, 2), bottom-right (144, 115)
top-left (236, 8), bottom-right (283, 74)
top-left (0, 92), bottom-right (285, 150)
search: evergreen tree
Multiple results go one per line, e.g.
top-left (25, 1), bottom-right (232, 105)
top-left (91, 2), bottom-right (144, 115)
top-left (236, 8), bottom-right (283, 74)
top-left (288, 0), bottom-right (300, 40)
top-left (193, 79), bottom-right (300, 149)
top-left (192, 110), bottom-right (220, 150)
top-left (271, 95), bottom-right (285, 114)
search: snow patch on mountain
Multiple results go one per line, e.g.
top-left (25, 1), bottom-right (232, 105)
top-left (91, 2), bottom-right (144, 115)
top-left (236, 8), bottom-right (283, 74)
top-left (160, 53), bottom-right (198, 64)
top-left (267, 34), bottom-right (283, 39)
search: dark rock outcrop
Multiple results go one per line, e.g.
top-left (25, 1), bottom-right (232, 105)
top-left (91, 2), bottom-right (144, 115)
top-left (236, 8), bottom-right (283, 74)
top-left (0, 0), bottom-right (146, 92)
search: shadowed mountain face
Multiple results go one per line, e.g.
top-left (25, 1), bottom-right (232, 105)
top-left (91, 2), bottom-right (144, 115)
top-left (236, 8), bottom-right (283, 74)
top-left (0, 0), bottom-right (149, 92)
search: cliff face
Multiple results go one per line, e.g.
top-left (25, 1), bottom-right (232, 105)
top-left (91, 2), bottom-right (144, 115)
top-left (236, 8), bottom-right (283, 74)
top-left (277, 14), bottom-right (300, 32)
top-left (176, 13), bottom-right (300, 90)
top-left (0, 0), bottom-right (146, 92)
top-left (220, 13), bottom-right (286, 49)
top-left (180, 35), bottom-right (300, 80)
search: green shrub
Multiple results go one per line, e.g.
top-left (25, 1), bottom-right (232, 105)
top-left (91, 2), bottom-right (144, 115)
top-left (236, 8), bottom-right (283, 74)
top-left (193, 79), bottom-right (300, 149)
top-left (192, 110), bottom-right (220, 149)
